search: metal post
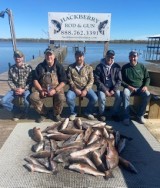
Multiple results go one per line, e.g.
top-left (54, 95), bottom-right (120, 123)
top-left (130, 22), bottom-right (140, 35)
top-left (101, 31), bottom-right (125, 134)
top-left (6, 9), bottom-right (17, 52)
top-left (103, 41), bottom-right (109, 57)
top-left (0, 8), bottom-right (17, 52)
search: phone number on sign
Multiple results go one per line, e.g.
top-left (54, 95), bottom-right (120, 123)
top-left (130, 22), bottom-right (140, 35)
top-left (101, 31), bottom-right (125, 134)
top-left (60, 30), bottom-right (99, 36)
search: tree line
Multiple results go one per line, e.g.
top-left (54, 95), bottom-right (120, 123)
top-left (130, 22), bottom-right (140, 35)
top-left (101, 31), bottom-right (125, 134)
top-left (0, 38), bottom-right (148, 44)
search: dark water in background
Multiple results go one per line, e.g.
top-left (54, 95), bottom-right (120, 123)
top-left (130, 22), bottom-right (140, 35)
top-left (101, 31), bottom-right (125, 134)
top-left (0, 41), bottom-right (154, 73)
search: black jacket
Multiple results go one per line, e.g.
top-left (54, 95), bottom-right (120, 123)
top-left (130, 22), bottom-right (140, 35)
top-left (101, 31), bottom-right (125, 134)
top-left (94, 59), bottom-right (122, 92)
top-left (33, 59), bottom-right (67, 84)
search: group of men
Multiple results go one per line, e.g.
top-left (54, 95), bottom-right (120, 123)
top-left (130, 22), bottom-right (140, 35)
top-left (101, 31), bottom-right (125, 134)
top-left (1, 47), bottom-right (150, 125)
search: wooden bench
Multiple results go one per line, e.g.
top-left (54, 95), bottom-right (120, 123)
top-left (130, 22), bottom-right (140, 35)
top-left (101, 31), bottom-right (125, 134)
top-left (147, 71), bottom-right (160, 119)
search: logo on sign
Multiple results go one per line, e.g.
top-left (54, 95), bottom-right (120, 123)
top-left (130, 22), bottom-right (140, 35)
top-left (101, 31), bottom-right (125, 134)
top-left (51, 20), bottom-right (61, 34)
top-left (98, 20), bottom-right (108, 35)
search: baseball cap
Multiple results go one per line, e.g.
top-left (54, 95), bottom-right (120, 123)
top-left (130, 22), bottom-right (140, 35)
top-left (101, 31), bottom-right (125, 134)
top-left (129, 50), bottom-right (138, 56)
top-left (75, 50), bottom-right (84, 56)
top-left (106, 50), bottom-right (115, 56)
top-left (44, 48), bottom-right (55, 55)
top-left (14, 50), bottom-right (24, 58)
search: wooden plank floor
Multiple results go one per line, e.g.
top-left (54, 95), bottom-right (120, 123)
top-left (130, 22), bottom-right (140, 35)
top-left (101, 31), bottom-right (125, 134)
top-left (0, 120), bottom-right (16, 149)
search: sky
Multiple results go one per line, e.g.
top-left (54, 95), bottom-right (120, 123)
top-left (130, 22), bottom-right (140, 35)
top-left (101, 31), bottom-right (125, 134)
top-left (0, 0), bottom-right (160, 40)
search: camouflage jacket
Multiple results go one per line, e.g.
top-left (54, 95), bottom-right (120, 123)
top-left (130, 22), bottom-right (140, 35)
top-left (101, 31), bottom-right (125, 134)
top-left (67, 62), bottom-right (94, 91)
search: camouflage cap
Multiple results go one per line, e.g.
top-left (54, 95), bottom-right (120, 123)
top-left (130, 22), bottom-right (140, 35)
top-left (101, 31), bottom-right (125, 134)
top-left (44, 48), bottom-right (55, 55)
top-left (14, 50), bottom-right (24, 58)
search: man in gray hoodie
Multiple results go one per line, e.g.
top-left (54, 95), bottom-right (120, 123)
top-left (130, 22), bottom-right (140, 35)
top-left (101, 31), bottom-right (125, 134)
top-left (94, 50), bottom-right (122, 122)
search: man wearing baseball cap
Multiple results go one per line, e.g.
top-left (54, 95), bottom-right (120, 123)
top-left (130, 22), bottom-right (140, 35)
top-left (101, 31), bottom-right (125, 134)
top-left (30, 47), bottom-right (67, 123)
top-left (66, 50), bottom-right (98, 121)
top-left (44, 48), bottom-right (55, 55)
top-left (13, 50), bottom-right (24, 58)
top-left (1, 50), bottom-right (32, 121)
top-left (122, 50), bottom-right (150, 125)
top-left (94, 50), bottom-right (122, 122)
top-left (106, 50), bottom-right (115, 56)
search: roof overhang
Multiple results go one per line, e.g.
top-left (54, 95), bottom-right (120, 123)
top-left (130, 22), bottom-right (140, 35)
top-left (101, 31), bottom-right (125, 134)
top-left (147, 34), bottom-right (160, 38)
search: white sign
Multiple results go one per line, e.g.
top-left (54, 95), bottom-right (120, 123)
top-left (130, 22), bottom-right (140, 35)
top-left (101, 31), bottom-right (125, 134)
top-left (48, 12), bottom-right (111, 42)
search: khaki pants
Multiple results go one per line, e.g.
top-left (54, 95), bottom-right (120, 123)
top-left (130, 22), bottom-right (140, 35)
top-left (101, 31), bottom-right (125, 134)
top-left (30, 91), bottom-right (66, 115)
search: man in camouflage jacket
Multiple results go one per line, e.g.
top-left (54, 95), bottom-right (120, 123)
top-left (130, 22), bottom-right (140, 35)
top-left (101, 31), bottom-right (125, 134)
top-left (66, 50), bottom-right (98, 121)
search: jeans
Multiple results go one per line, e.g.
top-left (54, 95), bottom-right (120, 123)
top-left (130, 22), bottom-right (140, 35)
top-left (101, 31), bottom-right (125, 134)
top-left (1, 90), bottom-right (30, 114)
top-left (98, 90), bottom-right (122, 115)
top-left (123, 88), bottom-right (150, 119)
top-left (66, 89), bottom-right (98, 115)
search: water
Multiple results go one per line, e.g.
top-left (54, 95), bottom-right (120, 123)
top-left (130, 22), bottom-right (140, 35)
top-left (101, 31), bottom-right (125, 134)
top-left (0, 41), bottom-right (149, 74)
top-left (0, 41), bottom-right (48, 73)
top-left (64, 42), bottom-right (147, 64)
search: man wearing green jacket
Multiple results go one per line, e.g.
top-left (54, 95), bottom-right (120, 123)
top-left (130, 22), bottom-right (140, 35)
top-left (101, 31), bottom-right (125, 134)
top-left (122, 50), bottom-right (150, 125)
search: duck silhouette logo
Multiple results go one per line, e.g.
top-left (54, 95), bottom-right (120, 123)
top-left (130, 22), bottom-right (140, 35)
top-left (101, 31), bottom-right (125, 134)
top-left (51, 20), bottom-right (61, 34)
top-left (98, 20), bottom-right (108, 35)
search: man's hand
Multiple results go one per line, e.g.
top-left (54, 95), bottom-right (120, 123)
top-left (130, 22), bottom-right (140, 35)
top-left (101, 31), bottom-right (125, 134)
top-left (105, 90), bottom-right (112, 97)
top-left (128, 85), bottom-right (136, 92)
top-left (74, 88), bottom-right (82, 96)
top-left (15, 88), bottom-right (25, 95)
top-left (141, 86), bottom-right (148, 92)
top-left (39, 90), bottom-right (48, 98)
top-left (47, 89), bottom-right (56, 96)
top-left (110, 90), bottom-right (115, 96)
top-left (81, 89), bottom-right (87, 97)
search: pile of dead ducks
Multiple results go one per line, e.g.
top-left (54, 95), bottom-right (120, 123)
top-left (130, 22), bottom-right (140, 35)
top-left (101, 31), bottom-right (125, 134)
top-left (24, 118), bottom-right (137, 179)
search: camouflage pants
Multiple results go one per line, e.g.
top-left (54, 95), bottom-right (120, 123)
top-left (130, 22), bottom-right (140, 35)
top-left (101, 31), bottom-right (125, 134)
top-left (30, 91), bottom-right (66, 115)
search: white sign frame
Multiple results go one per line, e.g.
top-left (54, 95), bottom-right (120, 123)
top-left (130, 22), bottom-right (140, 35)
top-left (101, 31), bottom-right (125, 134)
top-left (48, 12), bottom-right (111, 42)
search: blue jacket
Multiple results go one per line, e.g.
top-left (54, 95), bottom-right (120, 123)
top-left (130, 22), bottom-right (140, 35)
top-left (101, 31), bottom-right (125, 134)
top-left (94, 58), bottom-right (122, 92)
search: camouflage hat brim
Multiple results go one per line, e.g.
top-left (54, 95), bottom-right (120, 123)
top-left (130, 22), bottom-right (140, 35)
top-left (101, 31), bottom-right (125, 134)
top-left (14, 50), bottom-right (24, 57)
